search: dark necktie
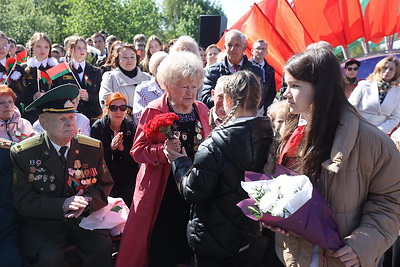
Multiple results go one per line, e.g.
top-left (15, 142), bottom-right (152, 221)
top-left (76, 65), bottom-right (83, 74)
top-left (233, 64), bottom-right (241, 72)
top-left (38, 64), bottom-right (46, 71)
top-left (0, 64), bottom-right (6, 73)
top-left (59, 146), bottom-right (68, 166)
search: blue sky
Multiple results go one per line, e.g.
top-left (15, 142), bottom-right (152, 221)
top-left (218, 0), bottom-right (259, 27)
top-left (155, 0), bottom-right (257, 28)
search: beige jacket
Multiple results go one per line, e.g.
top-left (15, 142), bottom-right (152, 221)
top-left (276, 107), bottom-right (400, 267)
top-left (99, 67), bottom-right (151, 109)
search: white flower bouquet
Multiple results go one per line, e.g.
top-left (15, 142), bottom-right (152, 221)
top-left (241, 174), bottom-right (313, 219)
top-left (237, 164), bottom-right (342, 251)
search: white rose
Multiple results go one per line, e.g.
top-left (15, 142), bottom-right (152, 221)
top-left (259, 190), bottom-right (279, 213)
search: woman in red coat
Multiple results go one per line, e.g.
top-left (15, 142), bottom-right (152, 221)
top-left (116, 51), bottom-right (211, 267)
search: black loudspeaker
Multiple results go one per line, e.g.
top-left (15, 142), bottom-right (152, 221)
top-left (199, 15), bottom-right (227, 49)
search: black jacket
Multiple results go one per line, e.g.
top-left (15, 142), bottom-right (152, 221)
top-left (201, 55), bottom-right (263, 108)
top-left (172, 116), bottom-right (273, 258)
top-left (249, 58), bottom-right (277, 111)
top-left (90, 116), bottom-right (137, 185)
top-left (60, 62), bottom-right (102, 121)
top-left (22, 63), bottom-right (61, 123)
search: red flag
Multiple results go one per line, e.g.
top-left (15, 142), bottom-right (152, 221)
top-left (6, 58), bottom-right (16, 72)
top-left (16, 50), bottom-right (27, 64)
top-left (37, 69), bottom-right (52, 87)
top-left (323, 0), bottom-right (365, 46)
top-left (291, 0), bottom-right (343, 47)
top-left (258, 0), bottom-right (314, 53)
top-left (218, 3), bottom-right (294, 90)
top-left (46, 62), bottom-right (70, 80)
top-left (363, 0), bottom-right (398, 43)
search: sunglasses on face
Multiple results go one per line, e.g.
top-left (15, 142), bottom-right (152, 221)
top-left (108, 104), bottom-right (128, 112)
top-left (347, 67), bottom-right (358, 71)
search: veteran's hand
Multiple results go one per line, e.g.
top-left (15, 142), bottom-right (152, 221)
top-left (333, 245), bottom-right (360, 267)
top-left (63, 189), bottom-right (92, 219)
top-left (163, 138), bottom-right (186, 163)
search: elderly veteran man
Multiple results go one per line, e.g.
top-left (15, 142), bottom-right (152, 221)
top-left (201, 29), bottom-right (264, 109)
top-left (11, 84), bottom-right (113, 267)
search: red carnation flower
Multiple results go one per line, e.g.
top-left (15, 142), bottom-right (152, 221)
top-left (143, 112), bottom-right (179, 140)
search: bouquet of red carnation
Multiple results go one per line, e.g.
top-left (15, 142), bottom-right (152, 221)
top-left (143, 112), bottom-right (179, 140)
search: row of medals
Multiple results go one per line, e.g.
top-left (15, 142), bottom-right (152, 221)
top-left (177, 121), bottom-right (203, 152)
top-left (28, 160), bottom-right (57, 191)
top-left (69, 159), bottom-right (98, 186)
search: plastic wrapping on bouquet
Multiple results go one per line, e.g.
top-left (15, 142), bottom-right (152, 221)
top-left (238, 166), bottom-right (343, 251)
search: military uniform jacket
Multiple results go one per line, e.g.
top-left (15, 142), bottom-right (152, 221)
top-left (60, 62), bottom-right (102, 120)
top-left (11, 133), bottom-right (113, 257)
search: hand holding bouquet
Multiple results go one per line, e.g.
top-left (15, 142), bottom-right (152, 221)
top-left (143, 112), bottom-right (179, 140)
top-left (237, 165), bottom-right (342, 251)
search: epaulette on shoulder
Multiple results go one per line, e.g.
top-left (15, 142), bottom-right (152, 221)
top-left (0, 138), bottom-right (13, 150)
top-left (77, 134), bottom-right (101, 148)
top-left (12, 135), bottom-right (43, 152)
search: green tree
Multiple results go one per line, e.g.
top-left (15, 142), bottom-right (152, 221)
top-left (0, 0), bottom-right (221, 47)
top-left (0, 0), bottom-right (63, 44)
top-left (62, 0), bottom-right (162, 42)
top-left (123, 0), bottom-right (163, 42)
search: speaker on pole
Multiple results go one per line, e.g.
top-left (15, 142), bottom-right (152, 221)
top-left (199, 15), bottom-right (227, 48)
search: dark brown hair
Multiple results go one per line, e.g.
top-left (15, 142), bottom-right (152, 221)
top-left (279, 48), bottom-right (351, 184)
top-left (223, 70), bottom-right (261, 122)
top-left (27, 32), bottom-right (52, 58)
top-left (111, 43), bottom-right (137, 69)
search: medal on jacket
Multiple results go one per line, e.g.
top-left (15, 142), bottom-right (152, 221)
top-left (67, 160), bottom-right (98, 190)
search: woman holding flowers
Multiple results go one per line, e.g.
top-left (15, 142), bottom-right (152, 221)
top-left (163, 70), bottom-right (274, 266)
top-left (271, 48), bottom-right (400, 266)
top-left (116, 51), bottom-right (211, 267)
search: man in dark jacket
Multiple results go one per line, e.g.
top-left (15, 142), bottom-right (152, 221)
top-left (250, 39), bottom-right (276, 112)
top-left (201, 30), bottom-right (263, 109)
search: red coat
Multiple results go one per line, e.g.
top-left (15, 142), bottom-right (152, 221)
top-left (116, 93), bottom-right (211, 267)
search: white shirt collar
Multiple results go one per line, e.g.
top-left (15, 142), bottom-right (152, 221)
top-left (0, 58), bottom-right (6, 67)
top-left (49, 139), bottom-right (71, 157)
top-left (228, 58), bottom-right (244, 68)
top-left (72, 59), bottom-right (86, 71)
top-left (298, 114), bottom-right (308, 126)
top-left (228, 58), bottom-right (244, 73)
top-left (34, 57), bottom-right (49, 68)
top-left (27, 57), bottom-right (58, 68)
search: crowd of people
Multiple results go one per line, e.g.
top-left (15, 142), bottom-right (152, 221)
top-left (0, 27), bottom-right (399, 267)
